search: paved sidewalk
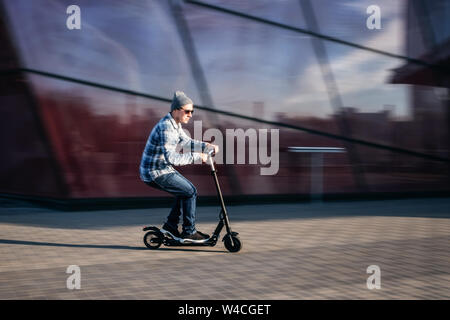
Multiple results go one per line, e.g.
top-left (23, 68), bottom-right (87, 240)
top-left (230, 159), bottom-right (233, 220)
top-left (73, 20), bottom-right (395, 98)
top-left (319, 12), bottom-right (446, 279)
top-left (0, 198), bottom-right (449, 299)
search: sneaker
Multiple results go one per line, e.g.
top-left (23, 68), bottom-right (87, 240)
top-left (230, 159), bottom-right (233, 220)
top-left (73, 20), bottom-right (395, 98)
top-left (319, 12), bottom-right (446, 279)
top-left (181, 230), bottom-right (210, 243)
top-left (196, 230), bottom-right (210, 239)
top-left (161, 223), bottom-right (181, 239)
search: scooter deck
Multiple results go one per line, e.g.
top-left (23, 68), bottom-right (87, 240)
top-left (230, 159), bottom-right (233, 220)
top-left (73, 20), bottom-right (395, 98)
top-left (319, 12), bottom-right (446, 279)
top-left (159, 228), bottom-right (218, 247)
top-left (164, 238), bottom-right (217, 247)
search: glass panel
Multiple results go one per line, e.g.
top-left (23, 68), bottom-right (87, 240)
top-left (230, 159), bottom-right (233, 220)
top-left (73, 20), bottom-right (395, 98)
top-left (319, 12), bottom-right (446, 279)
top-left (199, 0), bottom-right (407, 56)
top-left (197, 0), bottom-right (307, 28)
top-left (184, 4), bottom-right (335, 126)
top-left (30, 74), bottom-right (168, 198)
top-left (2, 0), bottom-right (201, 102)
top-left (2, 0), bottom-right (448, 199)
top-left (27, 73), bottom-right (353, 198)
top-left (309, 0), bottom-right (406, 56)
top-left (421, 0), bottom-right (450, 47)
top-left (325, 40), bottom-right (449, 158)
top-left (184, 3), bottom-right (445, 156)
top-left (355, 144), bottom-right (450, 193)
top-left (31, 72), bottom-right (450, 198)
top-left (0, 74), bottom-right (62, 197)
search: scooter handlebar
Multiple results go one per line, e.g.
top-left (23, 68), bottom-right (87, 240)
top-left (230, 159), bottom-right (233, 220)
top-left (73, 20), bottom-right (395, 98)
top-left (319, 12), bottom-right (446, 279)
top-left (206, 149), bottom-right (216, 169)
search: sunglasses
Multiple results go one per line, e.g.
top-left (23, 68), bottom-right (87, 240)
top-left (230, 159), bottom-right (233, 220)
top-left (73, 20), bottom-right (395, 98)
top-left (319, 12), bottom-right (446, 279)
top-left (181, 108), bottom-right (194, 115)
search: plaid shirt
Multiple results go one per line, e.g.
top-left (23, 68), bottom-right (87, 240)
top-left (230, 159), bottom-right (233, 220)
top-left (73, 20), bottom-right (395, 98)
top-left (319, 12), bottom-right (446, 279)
top-left (140, 113), bottom-right (207, 182)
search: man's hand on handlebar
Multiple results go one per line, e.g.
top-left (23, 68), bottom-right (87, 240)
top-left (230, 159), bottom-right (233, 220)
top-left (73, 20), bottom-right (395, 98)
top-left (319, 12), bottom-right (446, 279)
top-left (207, 143), bottom-right (219, 155)
top-left (200, 153), bottom-right (209, 163)
top-left (199, 144), bottom-right (219, 163)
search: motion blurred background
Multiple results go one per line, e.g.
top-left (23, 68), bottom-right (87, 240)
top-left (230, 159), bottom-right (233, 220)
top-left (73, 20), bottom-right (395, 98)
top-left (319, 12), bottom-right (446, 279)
top-left (0, 0), bottom-right (449, 206)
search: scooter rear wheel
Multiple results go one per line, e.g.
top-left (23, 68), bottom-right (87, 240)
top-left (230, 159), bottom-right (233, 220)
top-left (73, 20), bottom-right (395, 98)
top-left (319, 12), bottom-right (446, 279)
top-left (223, 234), bottom-right (242, 253)
top-left (143, 230), bottom-right (162, 249)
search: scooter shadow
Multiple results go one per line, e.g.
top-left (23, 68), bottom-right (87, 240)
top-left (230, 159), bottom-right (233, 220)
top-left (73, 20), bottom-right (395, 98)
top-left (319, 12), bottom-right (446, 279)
top-left (0, 239), bottom-right (146, 250)
top-left (153, 247), bottom-right (228, 253)
top-left (0, 239), bottom-right (228, 253)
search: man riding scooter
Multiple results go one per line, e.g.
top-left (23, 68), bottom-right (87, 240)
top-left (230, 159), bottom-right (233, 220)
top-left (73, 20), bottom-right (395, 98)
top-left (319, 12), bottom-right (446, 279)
top-left (139, 91), bottom-right (219, 243)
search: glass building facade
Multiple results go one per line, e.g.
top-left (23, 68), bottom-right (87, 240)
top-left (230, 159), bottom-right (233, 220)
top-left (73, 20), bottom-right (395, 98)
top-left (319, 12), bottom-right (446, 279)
top-left (0, 0), bottom-right (449, 201)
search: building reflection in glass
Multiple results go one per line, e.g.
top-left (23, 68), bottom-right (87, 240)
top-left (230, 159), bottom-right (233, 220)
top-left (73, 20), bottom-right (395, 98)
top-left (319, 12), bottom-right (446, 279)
top-left (0, 0), bottom-right (448, 200)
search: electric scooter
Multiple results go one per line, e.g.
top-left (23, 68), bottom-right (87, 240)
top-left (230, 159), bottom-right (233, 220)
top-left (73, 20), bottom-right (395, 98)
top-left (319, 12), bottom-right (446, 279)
top-left (142, 150), bottom-right (242, 253)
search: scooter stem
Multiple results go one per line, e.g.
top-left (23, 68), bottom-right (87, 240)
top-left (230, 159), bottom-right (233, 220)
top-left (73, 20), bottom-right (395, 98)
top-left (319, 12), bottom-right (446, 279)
top-left (207, 149), bottom-right (215, 171)
top-left (207, 150), bottom-right (232, 235)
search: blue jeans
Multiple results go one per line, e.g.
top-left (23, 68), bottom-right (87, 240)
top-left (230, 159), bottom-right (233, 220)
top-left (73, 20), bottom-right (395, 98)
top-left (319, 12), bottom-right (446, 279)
top-left (146, 172), bottom-right (197, 234)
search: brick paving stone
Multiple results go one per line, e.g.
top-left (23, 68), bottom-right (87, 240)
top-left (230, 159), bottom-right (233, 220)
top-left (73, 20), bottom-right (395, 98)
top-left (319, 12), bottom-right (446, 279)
top-left (0, 198), bottom-right (449, 299)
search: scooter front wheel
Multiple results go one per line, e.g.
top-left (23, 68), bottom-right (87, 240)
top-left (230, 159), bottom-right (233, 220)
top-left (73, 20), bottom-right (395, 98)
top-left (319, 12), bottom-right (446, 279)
top-left (143, 230), bottom-right (163, 249)
top-left (223, 234), bottom-right (242, 253)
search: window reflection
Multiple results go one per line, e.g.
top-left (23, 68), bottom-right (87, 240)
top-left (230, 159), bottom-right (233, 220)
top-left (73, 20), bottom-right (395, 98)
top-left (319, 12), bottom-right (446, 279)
top-left (0, 0), bottom-right (448, 199)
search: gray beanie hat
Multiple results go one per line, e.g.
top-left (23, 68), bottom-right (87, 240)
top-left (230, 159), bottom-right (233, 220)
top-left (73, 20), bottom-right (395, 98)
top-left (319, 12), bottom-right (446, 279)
top-left (170, 91), bottom-right (193, 111)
